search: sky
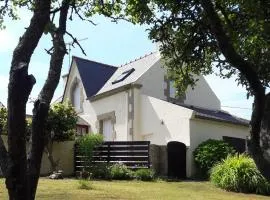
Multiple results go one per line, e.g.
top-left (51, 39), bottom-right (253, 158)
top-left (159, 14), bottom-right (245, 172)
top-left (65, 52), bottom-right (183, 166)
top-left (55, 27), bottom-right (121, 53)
top-left (0, 10), bottom-right (253, 119)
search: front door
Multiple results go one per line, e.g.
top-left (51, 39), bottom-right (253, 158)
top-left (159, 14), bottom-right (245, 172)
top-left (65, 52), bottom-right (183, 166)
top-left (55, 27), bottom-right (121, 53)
top-left (102, 119), bottom-right (113, 141)
top-left (167, 141), bottom-right (186, 179)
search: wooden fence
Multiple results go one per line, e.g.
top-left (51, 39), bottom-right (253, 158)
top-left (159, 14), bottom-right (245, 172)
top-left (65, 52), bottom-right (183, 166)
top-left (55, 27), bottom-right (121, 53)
top-left (74, 141), bottom-right (150, 173)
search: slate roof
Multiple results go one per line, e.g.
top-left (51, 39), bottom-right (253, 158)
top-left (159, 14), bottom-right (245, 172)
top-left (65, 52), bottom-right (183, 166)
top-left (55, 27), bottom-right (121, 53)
top-left (96, 52), bottom-right (160, 95)
top-left (73, 56), bottom-right (117, 98)
top-left (179, 104), bottom-right (249, 126)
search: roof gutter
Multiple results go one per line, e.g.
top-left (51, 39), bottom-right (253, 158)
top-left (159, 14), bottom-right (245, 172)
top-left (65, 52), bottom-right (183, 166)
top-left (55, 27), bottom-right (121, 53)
top-left (89, 83), bottom-right (142, 102)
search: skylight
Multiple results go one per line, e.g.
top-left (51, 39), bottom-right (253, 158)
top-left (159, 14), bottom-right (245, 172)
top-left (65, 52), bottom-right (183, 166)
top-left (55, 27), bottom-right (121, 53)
top-left (112, 68), bottom-right (135, 84)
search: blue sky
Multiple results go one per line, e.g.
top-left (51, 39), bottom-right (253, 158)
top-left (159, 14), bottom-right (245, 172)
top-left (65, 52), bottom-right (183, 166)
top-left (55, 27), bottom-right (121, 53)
top-left (0, 11), bottom-right (253, 119)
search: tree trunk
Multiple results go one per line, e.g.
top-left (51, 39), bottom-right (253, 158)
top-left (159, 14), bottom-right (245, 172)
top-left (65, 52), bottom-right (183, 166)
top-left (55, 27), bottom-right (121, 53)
top-left (5, 1), bottom-right (51, 198)
top-left (248, 93), bottom-right (270, 180)
top-left (200, 0), bottom-right (270, 181)
top-left (6, 65), bottom-right (35, 200)
top-left (45, 139), bottom-right (59, 173)
top-left (27, 2), bottom-right (69, 198)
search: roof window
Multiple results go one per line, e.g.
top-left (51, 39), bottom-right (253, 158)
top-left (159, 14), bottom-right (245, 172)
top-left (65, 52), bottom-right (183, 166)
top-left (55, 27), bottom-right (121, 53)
top-left (112, 68), bottom-right (135, 84)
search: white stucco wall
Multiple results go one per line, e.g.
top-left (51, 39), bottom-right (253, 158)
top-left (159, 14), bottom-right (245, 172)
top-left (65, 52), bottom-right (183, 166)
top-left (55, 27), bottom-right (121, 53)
top-left (188, 118), bottom-right (249, 177)
top-left (63, 61), bottom-right (130, 141)
top-left (136, 61), bottom-right (221, 110)
top-left (136, 60), bottom-right (167, 100)
top-left (90, 91), bottom-right (129, 141)
top-left (137, 95), bottom-right (193, 146)
top-left (184, 76), bottom-right (221, 110)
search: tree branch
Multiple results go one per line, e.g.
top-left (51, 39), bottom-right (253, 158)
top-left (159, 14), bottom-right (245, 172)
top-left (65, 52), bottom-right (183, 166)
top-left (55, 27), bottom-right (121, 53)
top-left (200, 0), bottom-right (270, 180)
top-left (66, 31), bottom-right (87, 56)
top-left (200, 0), bottom-right (265, 140)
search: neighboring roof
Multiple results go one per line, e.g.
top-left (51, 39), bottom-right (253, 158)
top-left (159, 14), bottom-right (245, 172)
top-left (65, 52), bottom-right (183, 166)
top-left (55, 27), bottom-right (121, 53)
top-left (96, 52), bottom-right (160, 96)
top-left (179, 104), bottom-right (249, 126)
top-left (73, 56), bottom-right (117, 98)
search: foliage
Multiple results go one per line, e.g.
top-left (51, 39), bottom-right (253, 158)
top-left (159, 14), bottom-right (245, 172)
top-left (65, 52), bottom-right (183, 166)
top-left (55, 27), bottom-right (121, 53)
top-left (193, 139), bottom-right (236, 177)
top-left (0, 107), bottom-right (7, 135)
top-left (46, 102), bottom-right (77, 142)
top-left (78, 179), bottom-right (93, 190)
top-left (135, 169), bottom-right (155, 181)
top-left (110, 163), bottom-right (135, 180)
top-left (210, 154), bottom-right (270, 195)
top-left (76, 134), bottom-right (103, 166)
top-left (25, 117), bottom-right (32, 139)
top-left (0, 107), bottom-right (32, 137)
top-left (122, 0), bottom-right (270, 96)
top-left (88, 163), bottom-right (112, 180)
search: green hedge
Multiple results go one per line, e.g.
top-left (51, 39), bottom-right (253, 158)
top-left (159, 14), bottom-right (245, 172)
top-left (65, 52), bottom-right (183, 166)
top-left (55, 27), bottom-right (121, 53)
top-left (193, 139), bottom-right (236, 178)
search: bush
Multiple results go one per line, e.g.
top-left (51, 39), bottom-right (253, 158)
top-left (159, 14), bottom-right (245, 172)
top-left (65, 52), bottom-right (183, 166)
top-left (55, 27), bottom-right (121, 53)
top-left (88, 163), bottom-right (111, 180)
top-left (76, 134), bottom-right (103, 167)
top-left (135, 169), bottom-right (155, 181)
top-left (193, 139), bottom-right (236, 178)
top-left (110, 163), bottom-right (134, 180)
top-left (78, 179), bottom-right (93, 190)
top-left (210, 154), bottom-right (270, 195)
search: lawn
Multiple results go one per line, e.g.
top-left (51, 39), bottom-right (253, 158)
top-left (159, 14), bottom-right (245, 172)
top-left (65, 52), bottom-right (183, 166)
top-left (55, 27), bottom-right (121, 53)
top-left (0, 178), bottom-right (269, 200)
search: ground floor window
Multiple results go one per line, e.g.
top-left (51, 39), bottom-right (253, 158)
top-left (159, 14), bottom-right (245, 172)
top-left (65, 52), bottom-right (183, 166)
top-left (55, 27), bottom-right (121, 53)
top-left (76, 125), bottom-right (88, 136)
top-left (100, 119), bottom-right (114, 141)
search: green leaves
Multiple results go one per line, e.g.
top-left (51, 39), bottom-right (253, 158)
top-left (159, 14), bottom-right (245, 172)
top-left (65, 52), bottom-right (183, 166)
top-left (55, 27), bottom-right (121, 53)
top-left (193, 139), bottom-right (236, 178)
top-left (129, 0), bottom-right (270, 96)
top-left (210, 154), bottom-right (270, 195)
top-left (0, 107), bottom-right (7, 135)
top-left (46, 101), bottom-right (78, 142)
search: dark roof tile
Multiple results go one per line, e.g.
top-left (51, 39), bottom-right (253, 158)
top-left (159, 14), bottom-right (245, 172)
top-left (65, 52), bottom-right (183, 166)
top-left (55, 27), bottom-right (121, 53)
top-left (74, 56), bottom-right (117, 97)
top-left (179, 104), bottom-right (249, 126)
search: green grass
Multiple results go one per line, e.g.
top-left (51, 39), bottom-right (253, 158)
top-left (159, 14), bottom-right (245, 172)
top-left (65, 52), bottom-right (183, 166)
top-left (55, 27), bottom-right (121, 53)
top-left (0, 178), bottom-right (269, 200)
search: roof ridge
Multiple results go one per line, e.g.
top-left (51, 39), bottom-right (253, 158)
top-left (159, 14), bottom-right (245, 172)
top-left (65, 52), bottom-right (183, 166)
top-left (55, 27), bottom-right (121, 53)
top-left (72, 56), bottom-right (117, 69)
top-left (119, 51), bottom-right (158, 67)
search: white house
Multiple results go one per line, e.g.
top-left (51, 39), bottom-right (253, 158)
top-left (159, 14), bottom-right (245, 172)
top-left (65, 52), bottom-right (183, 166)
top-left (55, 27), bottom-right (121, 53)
top-left (62, 52), bottom-right (249, 177)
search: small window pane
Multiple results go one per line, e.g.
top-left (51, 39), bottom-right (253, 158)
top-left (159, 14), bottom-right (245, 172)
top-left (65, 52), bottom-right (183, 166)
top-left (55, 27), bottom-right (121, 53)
top-left (112, 68), bottom-right (135, 84)
top-left (73, 84), bottom-right (80, 110)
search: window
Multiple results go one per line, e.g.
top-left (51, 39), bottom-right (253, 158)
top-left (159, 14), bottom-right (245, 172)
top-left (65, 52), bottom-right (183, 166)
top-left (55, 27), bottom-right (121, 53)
top-left (72, 83), bottom-right (80, 110)
top-left (76, 125), bottom-right (88, 136)
top-left (101, 119), bottom-right (114, 141)
top-left (112, 68), bottom-right (135, 84)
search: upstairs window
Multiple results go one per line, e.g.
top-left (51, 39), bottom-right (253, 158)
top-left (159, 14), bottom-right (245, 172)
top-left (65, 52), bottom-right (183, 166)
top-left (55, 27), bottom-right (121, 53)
top-left (72, 83), bottom-right (80, 110)
top-left (112, 68), bottom-right (135, 84)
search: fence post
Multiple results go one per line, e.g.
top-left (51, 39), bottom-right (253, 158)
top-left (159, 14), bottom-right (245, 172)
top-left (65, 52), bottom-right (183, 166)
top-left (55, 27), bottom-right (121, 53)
top-left (107, 143), bottom-right (110, 164)
top-left (74, 143), bottom-right (77, 176)
top-left (147, 141), bottom-right (150, 168)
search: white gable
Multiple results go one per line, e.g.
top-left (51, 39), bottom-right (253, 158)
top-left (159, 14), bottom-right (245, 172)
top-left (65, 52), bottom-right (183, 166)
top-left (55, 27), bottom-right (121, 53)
top-left (96, 52), bottom-right (160, 95)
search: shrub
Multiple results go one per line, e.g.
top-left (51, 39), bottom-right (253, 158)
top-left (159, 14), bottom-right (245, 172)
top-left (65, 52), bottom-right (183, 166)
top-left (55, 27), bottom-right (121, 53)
top-left (135, 169), bottom-right (155, 181)
top-left (193, 139), bottom-right (236, 177)
top-left (78, 179), bottom-right (93, 190)
top-left (88, 163), bottom-right (111, 180)
top-left (76, 134), bottom-right (103, 167)
top-left (210, 154), bottom-right (270, 195)
top-left (110, 163), bottom-right (134, 180)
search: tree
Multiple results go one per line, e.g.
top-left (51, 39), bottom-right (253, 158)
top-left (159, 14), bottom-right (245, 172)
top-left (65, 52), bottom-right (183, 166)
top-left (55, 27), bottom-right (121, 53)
top-left (0, 0), bottom-right (125, 199)
top-left (45, 102), bottom-right (77, 172)
top-left (0, 107), bottom-right (7, 135)
top-left (125, 0), bottom-right (270, 180)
